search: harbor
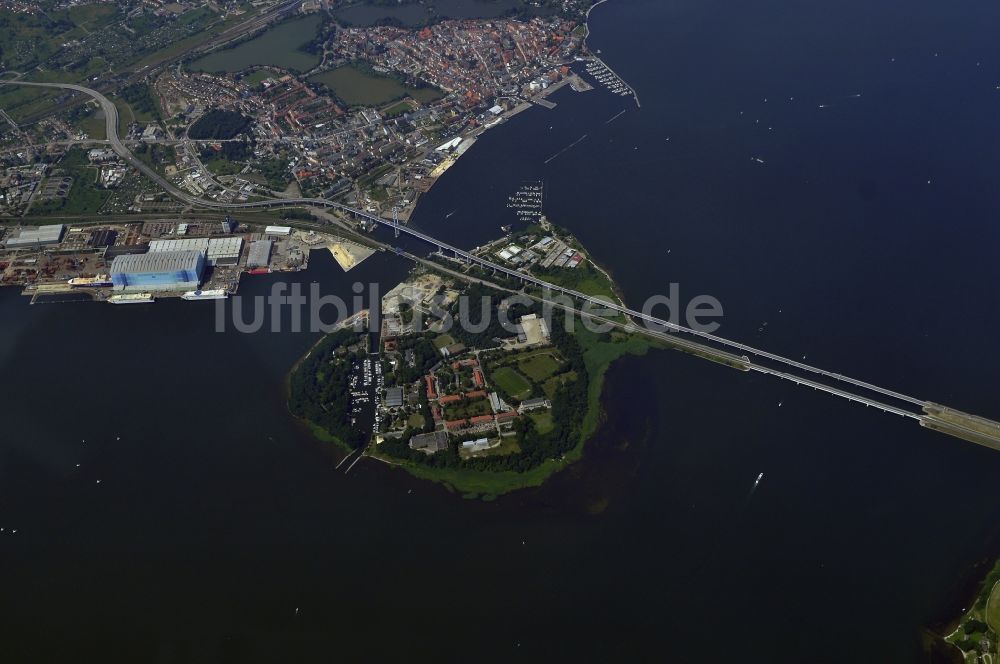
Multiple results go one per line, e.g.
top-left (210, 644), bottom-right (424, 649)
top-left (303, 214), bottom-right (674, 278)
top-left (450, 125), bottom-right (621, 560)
top-left (3, 220), bottom-right (377, 305)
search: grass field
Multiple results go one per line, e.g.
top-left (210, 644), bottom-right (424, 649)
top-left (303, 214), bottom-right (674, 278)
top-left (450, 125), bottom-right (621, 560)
top-left (383, 100), bottom-right (412, 118)
top-left (517, 352), bottom-right (562, 382)
top-left (443, 397), bottom-right (492, 420)
top-left (371, 452), bottom-right (566, 500)
top-left (0, 86), bottom-right (61, 123)
top-left (528, 411), bottom-right (554, 435)
top-left (243, 68), bottom-right (281, 86)
top-left (28, 155), bottom-right (110, 217)
top-left (76, 112), bottom-right (107, 140)
top-left (309, 64), bottom-right (443, 107)
top-left (491, 366), bottom-right (532, 400)
top-left (988, 578), bottom-right (1000, 633)
top-left (542, 370), bottom-right (577, 400)
top-left (432, 333), bottom-right (455, 350)
top-left (205, 157), bottom-right (244, 177)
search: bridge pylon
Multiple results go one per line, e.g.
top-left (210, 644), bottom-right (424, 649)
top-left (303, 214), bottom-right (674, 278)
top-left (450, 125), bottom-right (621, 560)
top-left (392, 207), bottom-right (400, 238)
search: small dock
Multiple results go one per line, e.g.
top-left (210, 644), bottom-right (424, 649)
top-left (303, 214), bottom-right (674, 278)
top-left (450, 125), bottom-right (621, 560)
top-left (533, 98), bottom-right (557, 110)
top-left (568, 74), bottom-right (594, 92)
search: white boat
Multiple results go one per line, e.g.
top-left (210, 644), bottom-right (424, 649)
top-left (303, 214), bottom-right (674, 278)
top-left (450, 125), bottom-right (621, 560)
top-left (754, 472), bottom-right (764, 486)
top-left (108, 293), bottom-right (153, 304)
top-left (68, 274), bottom-right (113, 287)
top-left (181, 289), bottom-right (228, 301)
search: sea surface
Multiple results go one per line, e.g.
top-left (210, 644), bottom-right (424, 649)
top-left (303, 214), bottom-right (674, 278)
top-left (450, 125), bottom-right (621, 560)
top-left (2, 0), bottom-right (1000, 661)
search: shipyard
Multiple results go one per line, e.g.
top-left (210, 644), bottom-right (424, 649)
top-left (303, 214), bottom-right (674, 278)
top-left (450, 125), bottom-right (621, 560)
top-left (0, 216), bottom-right (376, 304)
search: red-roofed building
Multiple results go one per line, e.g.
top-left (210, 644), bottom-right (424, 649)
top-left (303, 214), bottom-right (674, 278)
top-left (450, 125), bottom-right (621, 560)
top-left (439, 394), bottom-right (463, 405)
top-left (470, 414), bottom-right (494, 425)
top-left (472, 368), bottom-right (484, 388)
top-left (431, 405), bottom-right (443, 422)
top-left (445, 419), bottom-right (468, 431)
top-left (465, 390), bottom-right (488, 400)
top-left (496, 411), bottom-right (519, 422)
top-left (424, 375), bottom-right (437, 400)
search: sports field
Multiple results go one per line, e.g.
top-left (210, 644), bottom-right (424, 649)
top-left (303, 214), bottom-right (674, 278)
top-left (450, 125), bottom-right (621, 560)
top-left (491, 366), bottom-right (532, 400)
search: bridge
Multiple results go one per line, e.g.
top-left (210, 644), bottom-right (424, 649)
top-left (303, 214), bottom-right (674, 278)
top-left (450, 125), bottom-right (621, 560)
top-left (4, 80), bottom-right (1000, 451)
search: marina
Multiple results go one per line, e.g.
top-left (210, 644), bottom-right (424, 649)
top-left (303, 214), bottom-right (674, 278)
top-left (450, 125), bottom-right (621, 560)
top-left (583, 59), bottom-right (638, 103)
top-left (506, 181), bottom-right (545, 226)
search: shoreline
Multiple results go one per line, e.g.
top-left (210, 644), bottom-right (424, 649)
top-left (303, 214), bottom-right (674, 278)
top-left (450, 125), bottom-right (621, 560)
top-left (583, 0), bottom-right (641, 108)
top-left (288, 225), bottom-right (684, 498)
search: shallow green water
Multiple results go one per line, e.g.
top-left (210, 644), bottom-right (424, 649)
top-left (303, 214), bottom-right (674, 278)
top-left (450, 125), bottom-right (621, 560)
top-left (309, 64), bottom-right (443, 107)
top-left (190, 14), bottom-right (323, 73)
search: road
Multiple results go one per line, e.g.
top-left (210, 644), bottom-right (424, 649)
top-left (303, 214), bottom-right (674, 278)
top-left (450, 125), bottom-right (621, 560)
top-left (0, 81), bottom-right (931, 413)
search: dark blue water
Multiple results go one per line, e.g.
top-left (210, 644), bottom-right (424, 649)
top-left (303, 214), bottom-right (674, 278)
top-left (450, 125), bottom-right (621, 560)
top-left (2, 0), bottom-right (1000, 661)
top-left (411, 0), bottom-right (1000, 417)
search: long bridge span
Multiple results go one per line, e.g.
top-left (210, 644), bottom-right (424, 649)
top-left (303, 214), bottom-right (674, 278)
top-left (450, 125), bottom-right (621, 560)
top-left (4, 79), bottom-right (999, 450)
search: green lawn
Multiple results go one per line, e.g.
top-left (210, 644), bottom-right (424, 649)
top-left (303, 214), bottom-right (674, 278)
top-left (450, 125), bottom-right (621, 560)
top-left (243, 68), bottom-right (281, 86)
top-left (28, 164), bottom-right (110, 217)
top-left (443, 397), bottom-right (492, 420)
top-left (205, 157), bottom-right (244, 176)
top-left (517, 352), bottom-right (562, 382)
top-left (491, 366), bottom-right (532, 400)
top-left (988, 577), bottom-right (1000, 634)
top-left (383, 100), bottom-right (412, 118)
top-left (0, 86), bottom-right (61, 123)
top-left (76, 113), bottom-right (107, 140)
top-left (542, 370), bottom-right (577, 400)
top-left (528, 411), bottom-right (554, 435)
top-left (309, 64), bottom-right (444, 107)
top-left (371, 452), bottom-right (568, 500)
top-left (432, 333), bottom-right (455, 350)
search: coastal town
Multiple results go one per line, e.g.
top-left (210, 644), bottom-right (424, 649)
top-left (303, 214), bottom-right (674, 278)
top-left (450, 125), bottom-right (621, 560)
top-left (0, 0), bottom-right (619, 228)
top-left (0, 0), bottom-right (630, 297)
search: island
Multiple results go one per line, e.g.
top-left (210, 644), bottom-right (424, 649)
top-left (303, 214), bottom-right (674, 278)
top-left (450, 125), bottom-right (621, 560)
top-left (286, 219), bottom-right (722, 498)
top-left (942, 558), bottom-right (1000, 662)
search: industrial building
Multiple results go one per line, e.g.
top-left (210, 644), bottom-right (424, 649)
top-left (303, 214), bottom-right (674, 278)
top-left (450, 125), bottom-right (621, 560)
top-left (3, 224), bottom-right (64, 249)
top-left (88, 229), bottom-right (119, 248)
top-left (148, 237), bottom-right (243, 266)
top-left (110, 250), bottom-right (204, 292)
top-left (461, 438), bottom-right (490, 452)
top-left (247, 239), bottom-right (273, 268)
top-left (409, 430), bottom-right (449, 453)
top-left (518, 397), bottom-right (550, 414)
top-left (385, 387), bottom-right (404, 408)
top-left (264, 225), bottom-right (292, 236)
